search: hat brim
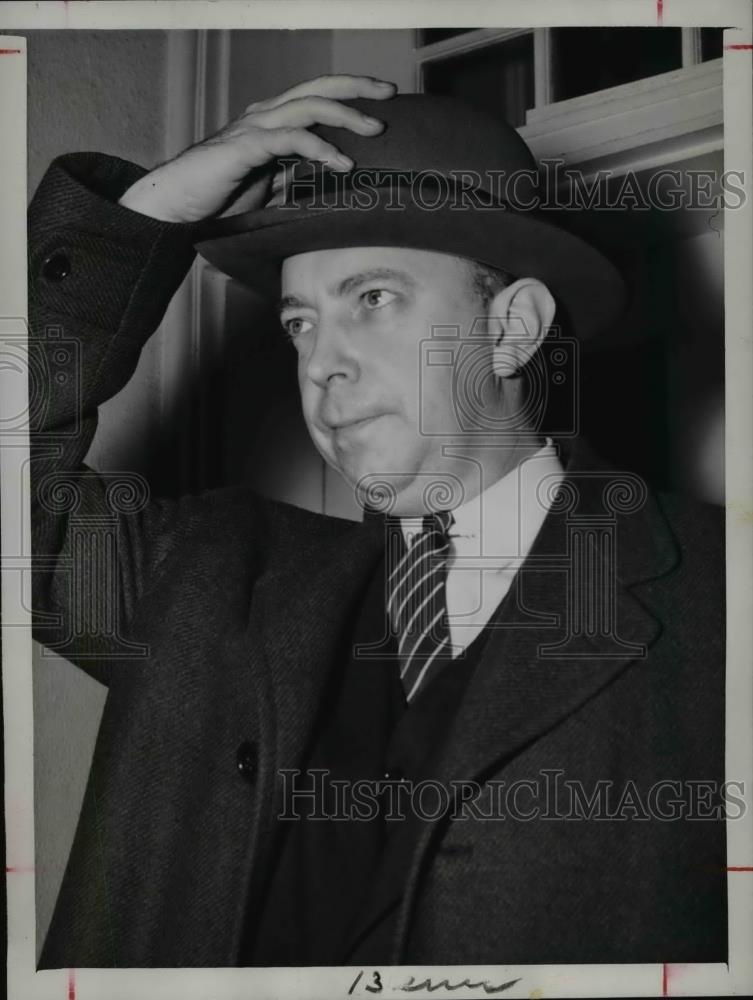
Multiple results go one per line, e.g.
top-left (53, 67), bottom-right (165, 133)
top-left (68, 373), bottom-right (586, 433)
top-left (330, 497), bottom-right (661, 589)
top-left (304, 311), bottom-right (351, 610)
top-left (196, 201), bottom-right (626, 339)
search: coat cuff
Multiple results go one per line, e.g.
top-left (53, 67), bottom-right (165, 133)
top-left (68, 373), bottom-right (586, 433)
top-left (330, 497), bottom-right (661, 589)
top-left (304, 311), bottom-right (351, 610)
top-left (28, 152), bottom-right (200, 334)
top-left (27, 153), bottom-right (201, 416)
top-left (28, 151), bottom-right (199, 250)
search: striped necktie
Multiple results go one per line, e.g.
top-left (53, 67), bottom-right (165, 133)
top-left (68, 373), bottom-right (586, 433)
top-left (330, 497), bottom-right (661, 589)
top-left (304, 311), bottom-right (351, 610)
top-left (387, 511), bottom-right (454, 703)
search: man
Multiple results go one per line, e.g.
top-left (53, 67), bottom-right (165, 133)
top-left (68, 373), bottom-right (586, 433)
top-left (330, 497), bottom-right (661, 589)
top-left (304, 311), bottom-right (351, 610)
top-left (30, 75), bottom-right (726, 967)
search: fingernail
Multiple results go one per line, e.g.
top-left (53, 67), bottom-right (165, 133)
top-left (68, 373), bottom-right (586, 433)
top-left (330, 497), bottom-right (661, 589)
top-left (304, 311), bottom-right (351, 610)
top-left (375, 80), bottom-right (396, 89)
top-left (335, 154), bottom-right (353, 168)
top-left (363, 116), bottom-right (383, 128)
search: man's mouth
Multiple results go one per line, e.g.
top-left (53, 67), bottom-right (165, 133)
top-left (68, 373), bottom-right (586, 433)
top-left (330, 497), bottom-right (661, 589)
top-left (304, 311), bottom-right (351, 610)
top-left (324, 412), bottom-right (384, 431)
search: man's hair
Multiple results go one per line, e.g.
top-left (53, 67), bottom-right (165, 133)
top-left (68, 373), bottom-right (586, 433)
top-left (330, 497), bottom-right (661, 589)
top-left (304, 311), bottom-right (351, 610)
top-left (467, 260), bottom-right (517, 308)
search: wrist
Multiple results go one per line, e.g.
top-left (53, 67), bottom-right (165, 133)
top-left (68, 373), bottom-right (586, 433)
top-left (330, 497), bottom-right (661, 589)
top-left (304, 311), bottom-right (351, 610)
top-left (118, 173), bottom-right (187, 223)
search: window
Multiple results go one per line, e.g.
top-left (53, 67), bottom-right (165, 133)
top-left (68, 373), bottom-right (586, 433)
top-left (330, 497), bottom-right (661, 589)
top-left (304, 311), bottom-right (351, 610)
top-left (550, 27), bottom-right (683, 101)
top-left (417, 28), bottom-right (476, 46)
top-left (701, 28), bottom-right (724, 61)
top-left (422, 33), bottom-right (534, 127)
top-left (417, 27), bottom-right (725, 124)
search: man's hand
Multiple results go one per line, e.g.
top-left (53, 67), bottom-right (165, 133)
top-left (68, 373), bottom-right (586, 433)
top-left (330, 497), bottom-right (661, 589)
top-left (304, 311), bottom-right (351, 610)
top-left (118, 75), bottom-right (396, 223)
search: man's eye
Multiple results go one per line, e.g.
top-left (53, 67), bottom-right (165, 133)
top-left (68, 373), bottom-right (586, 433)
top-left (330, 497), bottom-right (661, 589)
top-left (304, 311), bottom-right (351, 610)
top-left (282, 316), bottom-right (313, 338)
top-left (361, 288), bottom-right (397, 310)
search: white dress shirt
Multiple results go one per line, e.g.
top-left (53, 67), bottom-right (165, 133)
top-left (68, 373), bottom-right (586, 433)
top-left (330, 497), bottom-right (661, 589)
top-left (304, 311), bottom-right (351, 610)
top-left (399, 438), bottom-right (565, 655)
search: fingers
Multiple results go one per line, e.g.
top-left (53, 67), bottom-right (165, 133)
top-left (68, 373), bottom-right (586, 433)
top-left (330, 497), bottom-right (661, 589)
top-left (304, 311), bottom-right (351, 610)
top-left (250, 95), bottom-right (385, 135)
top-left (214, 75), bottom-right (396, 203)
top-left (266, 188), bottom-right (287, 208)
top-left (253, 126), bottom-right (355, 172)
top-left (248, 74), bottom-right (396, 111)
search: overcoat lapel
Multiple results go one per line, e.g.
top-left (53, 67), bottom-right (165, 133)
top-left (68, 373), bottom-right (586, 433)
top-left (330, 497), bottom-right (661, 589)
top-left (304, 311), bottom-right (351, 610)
top-left (426, 441), bottom-right (678, 790)
top-left (253, 513), bottom-right (386, 777)
top-left (347, 438), bottom-right (681, 961)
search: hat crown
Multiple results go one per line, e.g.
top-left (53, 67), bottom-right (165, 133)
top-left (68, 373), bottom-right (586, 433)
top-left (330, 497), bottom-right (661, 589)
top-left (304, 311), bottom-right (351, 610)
top-left (196, 93), bottom-right (628, 338)
top-left (310, 94), bottom-right (537, 188)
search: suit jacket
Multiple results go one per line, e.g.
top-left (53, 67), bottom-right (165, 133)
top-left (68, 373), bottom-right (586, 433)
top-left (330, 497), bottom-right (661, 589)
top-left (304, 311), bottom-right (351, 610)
top-left (29, 154), bottom-right (727, 968)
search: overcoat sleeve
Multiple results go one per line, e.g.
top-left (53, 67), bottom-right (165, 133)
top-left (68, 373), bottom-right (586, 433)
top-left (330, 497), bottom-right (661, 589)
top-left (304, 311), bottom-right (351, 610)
top-left (28, 153), bottom-right (202, 673)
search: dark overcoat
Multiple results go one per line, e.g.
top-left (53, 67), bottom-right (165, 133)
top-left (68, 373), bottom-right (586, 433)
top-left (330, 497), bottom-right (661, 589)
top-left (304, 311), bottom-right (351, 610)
top-left (29, 154), bottom-right (727, 968)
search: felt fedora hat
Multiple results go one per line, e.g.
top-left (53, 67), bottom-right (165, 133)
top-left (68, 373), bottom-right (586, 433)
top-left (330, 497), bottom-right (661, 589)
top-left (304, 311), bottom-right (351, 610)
top-left (195, 93), bottom-right (626, 338)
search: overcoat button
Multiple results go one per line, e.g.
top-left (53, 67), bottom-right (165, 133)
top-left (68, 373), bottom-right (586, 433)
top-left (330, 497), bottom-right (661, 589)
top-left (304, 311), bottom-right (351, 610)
top-left (236, 740), bottom-right (258, 780)
top-left (41, 252), bottom-right (72, 282)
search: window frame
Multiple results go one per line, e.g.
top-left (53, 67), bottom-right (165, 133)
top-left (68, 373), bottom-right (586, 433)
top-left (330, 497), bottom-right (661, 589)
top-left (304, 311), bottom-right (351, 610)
top-left (413, 27), bottom-right (723, 174)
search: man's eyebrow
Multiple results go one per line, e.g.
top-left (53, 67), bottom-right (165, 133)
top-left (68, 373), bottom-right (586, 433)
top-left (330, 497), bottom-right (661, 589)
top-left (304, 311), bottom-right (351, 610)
top-left (278, 294), bottom-right (310, 313)
top-left (278, 268), bottom-right (417, 314)
top-left (333, 268), bottom-right (417, 297)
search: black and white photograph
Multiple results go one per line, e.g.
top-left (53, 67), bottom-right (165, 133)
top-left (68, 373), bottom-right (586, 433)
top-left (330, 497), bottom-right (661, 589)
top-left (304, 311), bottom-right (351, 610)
top-left (1, 2), bottom-right (752, 998)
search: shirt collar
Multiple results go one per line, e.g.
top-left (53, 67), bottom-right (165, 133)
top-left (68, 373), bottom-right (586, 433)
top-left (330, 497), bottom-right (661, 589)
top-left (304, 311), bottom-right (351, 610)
top-left (399, 437), bottom-right (565, 560)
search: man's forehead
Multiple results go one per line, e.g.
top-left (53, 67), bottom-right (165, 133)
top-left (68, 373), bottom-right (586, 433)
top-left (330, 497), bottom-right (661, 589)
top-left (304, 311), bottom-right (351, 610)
top-left (279, 245), bottom-right (470, 295)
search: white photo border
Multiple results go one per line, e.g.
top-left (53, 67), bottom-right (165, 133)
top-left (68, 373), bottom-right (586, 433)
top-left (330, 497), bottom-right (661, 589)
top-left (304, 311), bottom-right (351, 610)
top-left (1, 1), bottom-right (751, 998)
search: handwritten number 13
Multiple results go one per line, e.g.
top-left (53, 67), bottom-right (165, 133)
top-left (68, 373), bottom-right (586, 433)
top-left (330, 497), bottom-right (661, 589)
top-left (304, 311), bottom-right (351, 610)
top-left (349, 970), bottom-right (383, 994)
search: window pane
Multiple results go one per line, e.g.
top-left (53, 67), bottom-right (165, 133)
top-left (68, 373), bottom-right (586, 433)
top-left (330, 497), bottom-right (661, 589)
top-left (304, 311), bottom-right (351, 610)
top-left (417, 28), bottom-right (477, 46)
top-left (422, 33), bottom-right (535, 128)
top-left (551, 27), bottom-right (683, 101)
top-left (701, 28), bottom-right (723, 61)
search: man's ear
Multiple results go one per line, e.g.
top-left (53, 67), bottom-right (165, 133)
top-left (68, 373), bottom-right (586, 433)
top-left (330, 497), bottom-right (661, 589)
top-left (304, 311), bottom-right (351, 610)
top-left (487, 278), bottom-right (556, 377)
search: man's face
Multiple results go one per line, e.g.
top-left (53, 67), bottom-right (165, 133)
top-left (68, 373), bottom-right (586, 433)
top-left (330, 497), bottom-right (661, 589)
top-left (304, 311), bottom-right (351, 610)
top-left (280, 246), bottom-right (489, 511)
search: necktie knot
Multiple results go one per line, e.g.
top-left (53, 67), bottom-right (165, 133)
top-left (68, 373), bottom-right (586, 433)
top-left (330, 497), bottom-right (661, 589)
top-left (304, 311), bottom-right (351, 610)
top-left (421, 510), bottom-right (454, 541)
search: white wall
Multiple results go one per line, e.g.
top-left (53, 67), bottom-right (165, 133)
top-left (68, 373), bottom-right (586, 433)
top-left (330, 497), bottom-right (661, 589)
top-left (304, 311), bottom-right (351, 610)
top-left (24, 29), bottom-right (175, 477)
top-left (26, 29), bottom-right (170, 193)
top-left (331, 28), bottom-right (415, 89)
top-left (32, 643), bottom-right (107, 960)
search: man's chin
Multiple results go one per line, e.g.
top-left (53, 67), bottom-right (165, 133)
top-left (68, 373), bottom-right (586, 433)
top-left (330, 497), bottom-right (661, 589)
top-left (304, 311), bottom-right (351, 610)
top-left (324, 453), bottom-right (413, 510)
top-left (352, 468), bottom-right (428, 516)
top-left (311, 432), bottom-right (425, 511)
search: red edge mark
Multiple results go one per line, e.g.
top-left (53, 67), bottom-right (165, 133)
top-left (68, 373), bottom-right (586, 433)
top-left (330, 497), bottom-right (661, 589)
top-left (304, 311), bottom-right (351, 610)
top-left (67, 968), bottom-right (76, 1000)
top-left (727, 865), bottom-right (753, 870)
top-left (0, 49), bottom-right (23, 54)
top-left (5, 865), bottom-right (35, 873)
top-left (724, 44), bottom-right (753, 50)
top-left (662, 963), bottom-right (669, 997)
top-left (657, 0), bottom-right (664, 27)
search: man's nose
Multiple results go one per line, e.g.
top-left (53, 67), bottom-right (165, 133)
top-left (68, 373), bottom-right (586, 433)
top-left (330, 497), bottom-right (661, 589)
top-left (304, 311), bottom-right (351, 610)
top-left (304, 317), bottom-right (359, 388)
